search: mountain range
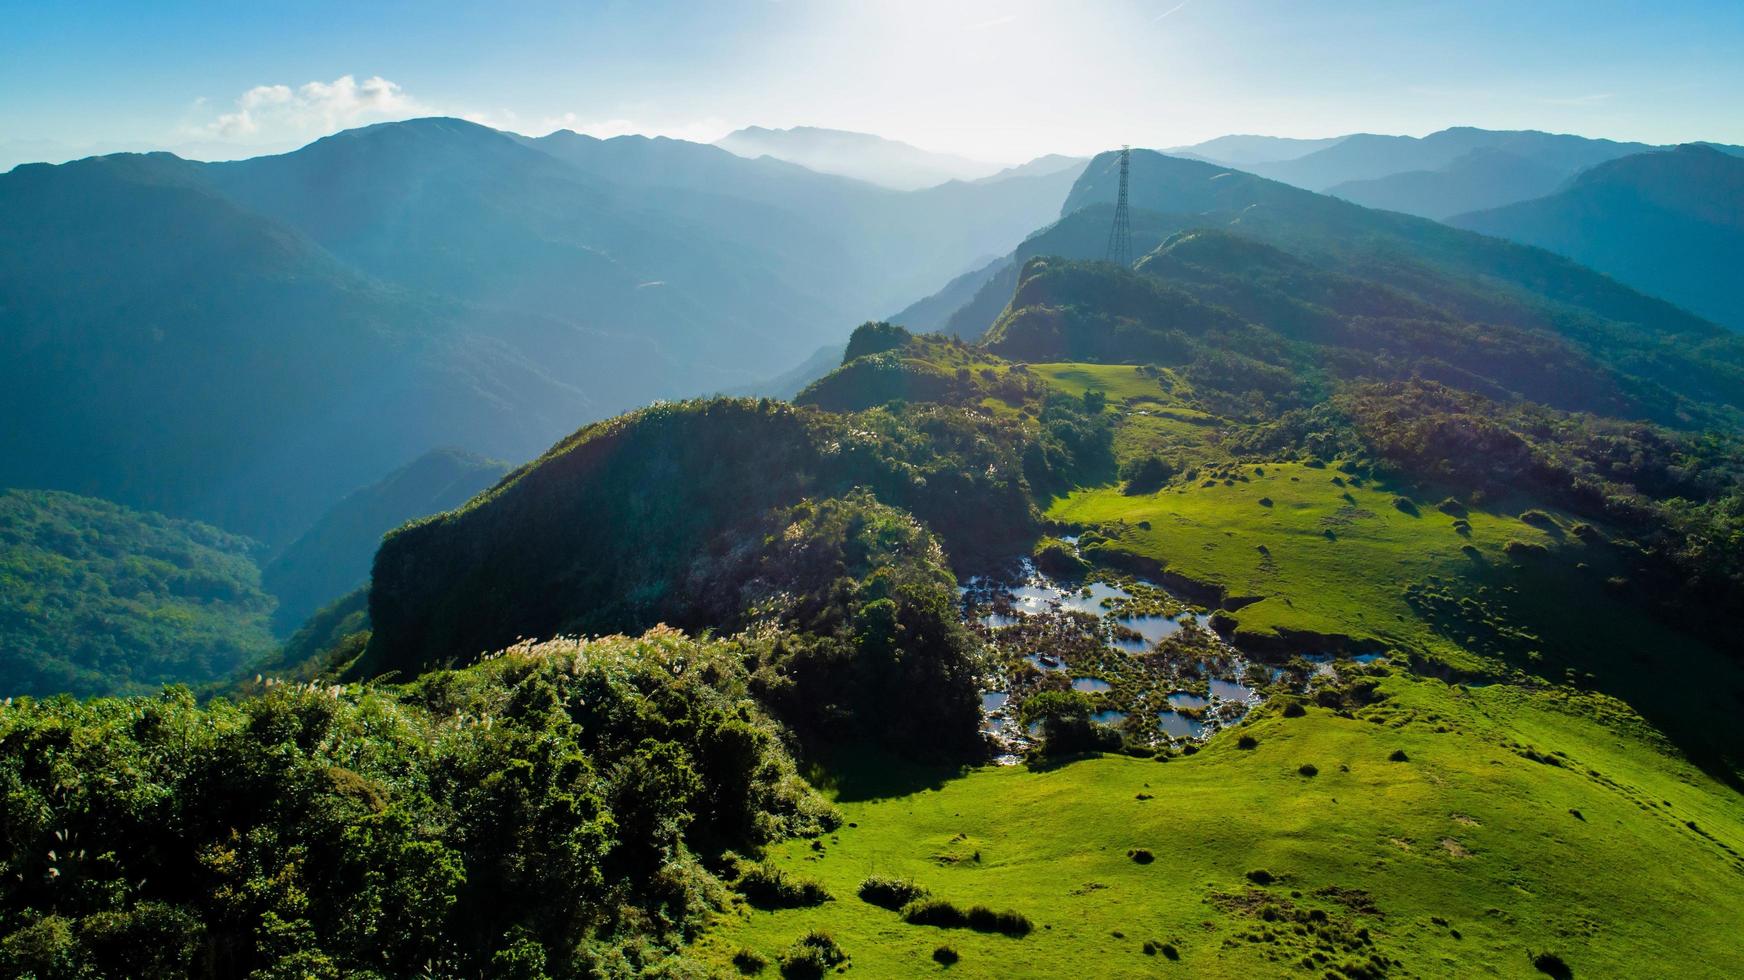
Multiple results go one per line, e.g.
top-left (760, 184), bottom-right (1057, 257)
top-left (1174, 125), bottom-right (1744, 221)
top-left (716, 124), bottom-right (1021, 189)
top-left (0, 117), bottom-right (1082, 550)
top-left (1452, 144), bottom-right (1744, 331)
top-left (6, 117), bottom-right (1744, 698)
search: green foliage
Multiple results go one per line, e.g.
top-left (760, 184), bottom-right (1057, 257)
top-left (1121, 454), bottom-right (1176, 494)
top-left (777, 930), bottom-right (845, 979)
top-left (364, 398), bottom-right (1037, 683)
top-left (737, 863), bottom-right (831, 909)
top-left (899, 899), bottom-right (1033, 937)
top-left (0, 628), bottom-right (833, 977)
top-left (1022, 690), bottom-right (1119, 756)
top-left (858, 875), bottom-right (929, 910)
top-left (842, 321), bottom-right (914, 363)
top-left (742, 494), bottom-right (983, 757)
top-left (0, 490), bottom-right (275, 697)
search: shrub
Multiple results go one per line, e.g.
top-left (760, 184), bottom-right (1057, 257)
top-left (1504, 539), bottom-right (1548, 558)
top-left (932, 945), bottom-right (959, 965)
top-left (1436, 497), bottom-right (1468, 517)
top-left (1392, 496), bottom-right (1420, 516)
top-left (1025, 690), bottom-right (1119, 755)
top-left (733, 948), bottom-right (768, 974)
top-left (1246, 869), bottom-right (1276, 885)
top-left (1236, 735), bottom-right (1259, 750)
top-left (968, 906), bottom-right (1034, 936)
top-left (858, 875), bottom-right (928, 910)
top-left (1298, 764), bottom-right (1318, 777)
top-left (779, 931), bottom-right (846, 979)
top-left (1282, 701), bottom-right (1307, 718)
top-left (902, 898), bottom-right (967, 929)
top-left (738, 863), bottom-right (830, 909)
top-left (1257, 496), bottom-right (1274, 507)
top-left (901, 899), bottom-right (1032, 936)
top-left (842, 321), bottom-right (911, 362)
top-left (1519, 509), bottom-right (1555, 528)
top-left (1121, 455), bottom-right (1176, 495)
top-left (1389, 749), bottom-right (1410, 762)
top-left (1034, 538), bottom-right (1089, 578)
top-left (1129, 848), bottom-right (1155, 864)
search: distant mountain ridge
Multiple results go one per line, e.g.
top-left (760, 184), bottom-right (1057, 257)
top-left (1166, 133), bottom-right (1348, 165)
top-left (1451, 144), bottom-right (1744, 331)
top-left (1239, 126), bottom-right (1656, 191)
top-left (1324, 146), bottom-right (1567, 220)
top-left (1168, 126), bottom-right (1737, 221)
top-left (716, 124), bottom-right (1009, 189)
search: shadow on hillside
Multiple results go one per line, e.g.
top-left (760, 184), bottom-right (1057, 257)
top-left (1413, 539), bottom-right (1744, 792)
top-left (804, 743), bottom-right (974, 803)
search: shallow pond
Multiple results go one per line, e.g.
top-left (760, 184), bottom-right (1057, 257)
top-left (1166, 692), bottom-right (1208, 710)
top-left (1157, 711), bottom-right (1208, 739)
top-left (1072, 677), bottom-right (1112, 693)
top-left (1091, 710), bottom-right (1127, 726)
top-left (972, 561), bottom-right (1207, 651)
top-left (981, 691), bottom-right (1009, 712)
top-left (1209, 678), bottom-right (1256, 703)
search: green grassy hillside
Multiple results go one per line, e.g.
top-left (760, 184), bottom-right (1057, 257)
top-left (697, 673), bottom-right (1744, 977)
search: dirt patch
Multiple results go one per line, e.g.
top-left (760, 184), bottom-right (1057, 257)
top-left (1441, 837), bottom-right (1472, 858)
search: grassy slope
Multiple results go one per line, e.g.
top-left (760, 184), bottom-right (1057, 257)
top-left (696, 674), bottom-right (1744, 977)
top-left (695, 353), bottom-right (1744, 976)
top-left (1049, 461), bottom-right (1548, 654)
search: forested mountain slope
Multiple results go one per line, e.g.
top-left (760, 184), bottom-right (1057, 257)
top-left (1452, 144), bottom-right (1744, 331)
top-left (0, 489), bottom-right (275, 697)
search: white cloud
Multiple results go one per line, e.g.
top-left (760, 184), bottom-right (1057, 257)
top-left (184, 76), bottom-right (733, 152)
top-left (197, 75), bottom-right (428, 141)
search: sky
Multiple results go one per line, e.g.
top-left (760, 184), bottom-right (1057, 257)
top-left (3, 0), bottom-right (1742, 168)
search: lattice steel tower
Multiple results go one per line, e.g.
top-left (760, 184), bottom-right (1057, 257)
top-left (1104, 145), bottom-right (1132, 267)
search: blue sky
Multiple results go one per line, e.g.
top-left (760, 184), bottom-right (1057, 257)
top-left (3, 0), bottom-right (1741, 167)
